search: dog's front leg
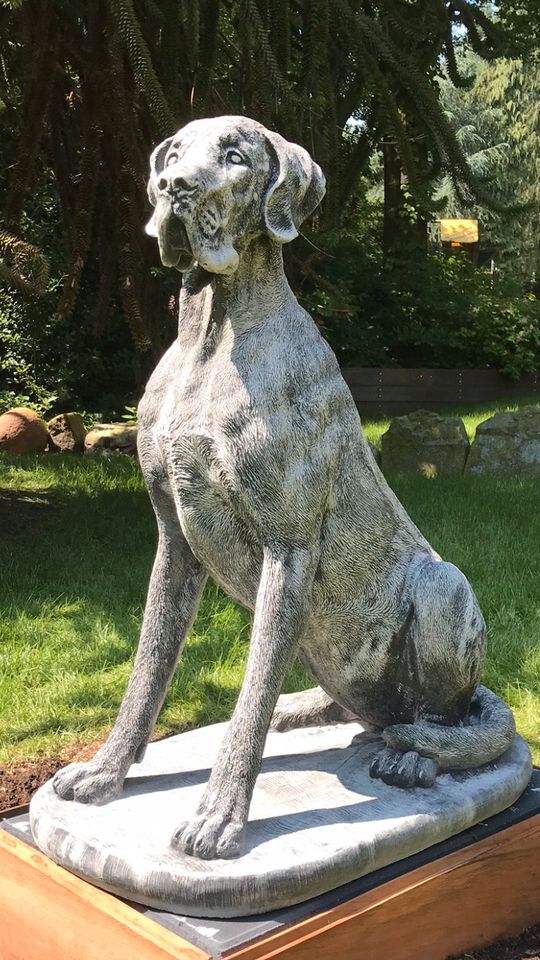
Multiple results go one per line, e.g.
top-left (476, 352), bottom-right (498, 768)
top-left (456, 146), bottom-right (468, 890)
top-left (53, 520), bottom-right (207, 804)
top-left (173, 544), bottom-right (316, 860)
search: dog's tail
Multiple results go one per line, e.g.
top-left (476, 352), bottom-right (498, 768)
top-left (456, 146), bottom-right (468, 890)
top-left (382, 685), bottom-right (516, 770)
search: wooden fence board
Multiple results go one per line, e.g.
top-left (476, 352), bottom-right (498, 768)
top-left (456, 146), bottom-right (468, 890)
top-left (340, 368), bottom-right (540, 414)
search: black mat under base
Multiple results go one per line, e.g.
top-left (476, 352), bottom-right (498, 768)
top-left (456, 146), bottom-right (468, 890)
top-left (4, 769), bottom-right (540, 960)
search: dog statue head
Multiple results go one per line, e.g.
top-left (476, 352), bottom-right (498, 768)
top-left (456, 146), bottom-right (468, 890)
top-left (145, 116), bottom-right (326, 276)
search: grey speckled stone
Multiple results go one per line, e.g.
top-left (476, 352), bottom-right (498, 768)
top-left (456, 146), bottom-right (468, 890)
top-left (466, 405), bottom-right (540, 475)
top-left (30, 721), bottom-right (531, 918)
top-left (381, 410), bottom-right (469, 476)
top-left (49, 118), bottom-right (520, 861)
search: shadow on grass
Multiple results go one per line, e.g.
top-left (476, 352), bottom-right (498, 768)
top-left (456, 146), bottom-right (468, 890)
top-left (1, 709), bottom-right (115, 747)
top-left (0, 471), bottom-right (255, 751)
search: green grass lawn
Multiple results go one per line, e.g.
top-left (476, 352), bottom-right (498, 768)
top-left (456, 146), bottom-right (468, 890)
top-left (1, 394), bottom-right (540, 765)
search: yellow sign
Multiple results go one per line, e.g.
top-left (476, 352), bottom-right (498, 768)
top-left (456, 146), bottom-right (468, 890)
top-left (439, 219), bottom-right (479, 243)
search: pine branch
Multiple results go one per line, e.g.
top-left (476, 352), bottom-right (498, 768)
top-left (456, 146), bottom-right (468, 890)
top-left (0, 229), bottom-right (49, 295)
top-left (108, 0), bottom-right (175, 135)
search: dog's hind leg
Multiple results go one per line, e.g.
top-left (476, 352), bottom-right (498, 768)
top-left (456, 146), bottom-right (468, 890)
top-left (270, 686), bottom-right (358, 731)
top-left (53, 473), bottom-right (207, 804)
top-left (370, 557), bottom-right (514, 789)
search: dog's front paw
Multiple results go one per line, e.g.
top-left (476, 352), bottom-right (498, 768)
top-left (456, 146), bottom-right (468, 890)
top-left (52, 761), bottom-right (124, 804)
top-left (171, 812), bottom-right (246, 860)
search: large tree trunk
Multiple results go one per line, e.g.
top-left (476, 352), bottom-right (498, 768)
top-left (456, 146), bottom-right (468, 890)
top-left (382, 141), bottom-right (403, 258)
top-left (382, 140), bottom-right (428, 258)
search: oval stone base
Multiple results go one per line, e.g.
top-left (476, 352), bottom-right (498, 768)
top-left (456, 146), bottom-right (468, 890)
top-left (29, 722), bottom-right (532, 918)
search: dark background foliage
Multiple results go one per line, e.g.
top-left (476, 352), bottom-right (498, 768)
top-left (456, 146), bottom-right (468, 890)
top-left (1, 0), bottom-right (539, 415)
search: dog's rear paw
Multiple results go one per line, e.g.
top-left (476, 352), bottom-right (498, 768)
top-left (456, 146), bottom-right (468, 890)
top-left (52, 762), bottom-right (124, 804)
top-left (369, 747), bottom-right (438, 788)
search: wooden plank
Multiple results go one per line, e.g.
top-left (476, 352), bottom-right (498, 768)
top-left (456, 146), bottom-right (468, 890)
top-left (341, 368), bottom-right (540, 408)
top-left (227, 815), bottom-right (540, 960)
top-left (0, 830), bottom-right (210, 960)
top-left (341, 368), bottom-right (383, 386)
top-left (3, 807), bottom-right (540, 960)
top-left (0, 803), bottom-right (30, 818)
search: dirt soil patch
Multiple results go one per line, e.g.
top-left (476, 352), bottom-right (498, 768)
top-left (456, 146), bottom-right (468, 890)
top-left (453, 924), bottom-right (540, 960)
top-left (0, 741), bottom-right (102, 810)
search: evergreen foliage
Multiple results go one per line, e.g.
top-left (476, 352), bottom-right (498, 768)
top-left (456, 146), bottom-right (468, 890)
top-left (469, 56), bottom-right (540, 278)
top-left (0, 0), bottom-right (519, 357)
top-left (435, 49), bottom-right (540, 280)
top-left (435, 51), bottom-right (512, 229)
top-left (304, 198), bottom-right (540, 378)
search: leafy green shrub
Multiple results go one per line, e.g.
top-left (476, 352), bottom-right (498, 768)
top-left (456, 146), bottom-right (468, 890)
top-left (0, 148), bottom-right (167, 420)
top-left (303, 215), bottom-right (540, 376)
top-left (0, 280), bottom-right (148, 418)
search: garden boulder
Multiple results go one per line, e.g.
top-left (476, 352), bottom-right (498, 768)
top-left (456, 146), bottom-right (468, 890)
top-left (0, 407), bottom-right (49, 454)
top-left (381, 410), bottom-right (469, 476)
top-left (47, 412), bottom-right (86, 453)
top-left (466, 405), bottom-right (540, 476)
top-left (85, 423), bottom-right (138, 457)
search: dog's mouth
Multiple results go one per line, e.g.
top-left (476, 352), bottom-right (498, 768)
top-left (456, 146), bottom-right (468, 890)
top-left (146, 195), bottom-right (239, 276)
top-left (161, 213), bottom-right (193, 271)
top-left (145, 199), bottom-right (193, 270)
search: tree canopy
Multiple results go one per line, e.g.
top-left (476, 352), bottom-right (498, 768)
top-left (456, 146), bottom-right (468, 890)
top-left (0, 0), bottom-right (523, 352)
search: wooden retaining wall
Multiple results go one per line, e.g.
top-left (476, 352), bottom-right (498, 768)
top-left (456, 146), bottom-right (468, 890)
top-left (341, 368), bottom-right (540, 416)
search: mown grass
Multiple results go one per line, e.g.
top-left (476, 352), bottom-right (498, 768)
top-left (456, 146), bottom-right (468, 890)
top-left (1, 395), bottom-right (539, 763)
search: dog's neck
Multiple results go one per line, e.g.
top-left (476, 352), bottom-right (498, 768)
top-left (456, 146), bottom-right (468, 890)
top-left (177, 237), bottom-right (295, 349)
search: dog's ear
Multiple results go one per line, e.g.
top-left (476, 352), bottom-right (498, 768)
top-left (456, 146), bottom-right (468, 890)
top-left (145, 136), bottom-right (174, 237)
top-left (262, 132), bottom-right (326, 244)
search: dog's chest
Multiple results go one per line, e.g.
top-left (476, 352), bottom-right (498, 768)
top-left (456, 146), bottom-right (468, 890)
top-left (154, 374), bottom-right (264, 604)
top-left (168, 433), bottom-right (262, 607)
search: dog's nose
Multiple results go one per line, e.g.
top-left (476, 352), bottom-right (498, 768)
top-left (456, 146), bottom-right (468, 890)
top-left (157, 169), bottom-right (197, 195)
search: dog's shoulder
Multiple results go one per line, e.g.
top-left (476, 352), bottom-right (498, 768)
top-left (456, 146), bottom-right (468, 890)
top-left (137, 339), bottom-right (183, 430)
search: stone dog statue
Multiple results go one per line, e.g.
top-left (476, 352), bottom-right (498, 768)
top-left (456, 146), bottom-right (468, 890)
top-left (53, 116), bottom-right (516, 860)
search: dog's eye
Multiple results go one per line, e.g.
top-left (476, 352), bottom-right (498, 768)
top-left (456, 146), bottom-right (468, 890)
top-left (226, 150), bottom-right (245, 166)
top-left (166, 153), bottom-right (179, 166)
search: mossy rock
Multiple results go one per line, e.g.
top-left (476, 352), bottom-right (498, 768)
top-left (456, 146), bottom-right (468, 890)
top-left (48, 412), bottom-right (86, 453)
top-left (466, 406), bottom-right (540, 476)
top-left (381, 410), bottom-right (469, 477)
top-left (84, 423), bottom-right (138, 457)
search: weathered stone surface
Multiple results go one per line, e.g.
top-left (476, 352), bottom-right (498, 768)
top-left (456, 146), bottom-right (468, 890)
top-left (46, 118), bottom-right (522, 870)
top-left (466, 406), bottom-right (540, 476)
top-left (0, 407), bottom-right (48, 454)
top-left (368, 441), bottom-right (381, 465)
top-left (30, 720), bottom-right (532, 918)
top-left (381, 410), bottom-right (469, 476)
top-left (48, 412), bottom-right (86, 453)
top-left (84, 423), bottom-right (137, 457)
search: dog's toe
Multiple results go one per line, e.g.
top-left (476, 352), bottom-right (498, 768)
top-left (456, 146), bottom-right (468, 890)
top-left (52, 762), bottom-right (123, 804)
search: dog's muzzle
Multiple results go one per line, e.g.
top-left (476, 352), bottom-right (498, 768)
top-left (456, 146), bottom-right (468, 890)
top-left (147, 164), bottom-right (239, 275)
top-left (147, 199), bottom-right (193, 270)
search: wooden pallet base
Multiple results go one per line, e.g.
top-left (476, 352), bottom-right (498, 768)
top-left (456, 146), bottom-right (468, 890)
top-left (2, 810), bottom-right (540, 960)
